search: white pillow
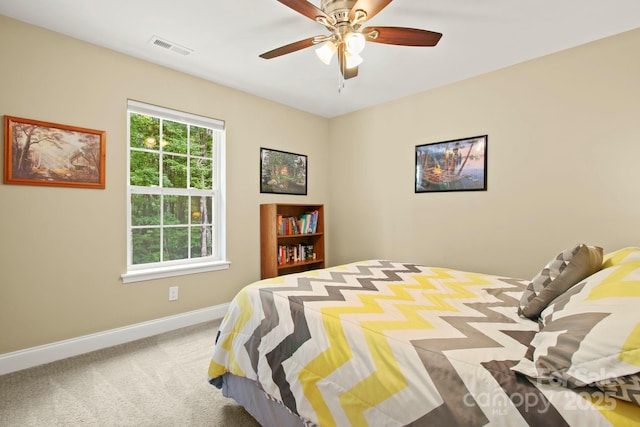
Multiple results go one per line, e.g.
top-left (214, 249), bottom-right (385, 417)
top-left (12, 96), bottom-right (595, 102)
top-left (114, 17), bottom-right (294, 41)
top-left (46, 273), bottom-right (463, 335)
top-left (512, 254), bottom-right (640, 388)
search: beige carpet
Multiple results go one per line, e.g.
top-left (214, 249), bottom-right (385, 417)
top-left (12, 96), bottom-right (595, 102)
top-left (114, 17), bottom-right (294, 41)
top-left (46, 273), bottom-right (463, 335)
top-left (0, 320), bottom-right (261, 426)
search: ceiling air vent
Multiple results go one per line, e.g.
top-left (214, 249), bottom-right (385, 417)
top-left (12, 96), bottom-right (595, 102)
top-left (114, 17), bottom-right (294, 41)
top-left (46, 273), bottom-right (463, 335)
top-left (149, 36), bottom-right (193, 56)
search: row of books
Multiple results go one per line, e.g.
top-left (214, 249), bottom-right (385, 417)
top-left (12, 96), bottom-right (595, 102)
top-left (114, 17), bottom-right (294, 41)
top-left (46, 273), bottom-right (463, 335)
top-left (278, 244), bottom-right (316, 265)
top-left (277, 210), bottom-right (319, 235)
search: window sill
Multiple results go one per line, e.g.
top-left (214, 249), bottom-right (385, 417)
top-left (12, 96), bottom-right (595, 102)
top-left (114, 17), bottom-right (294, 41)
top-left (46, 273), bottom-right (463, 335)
top-left (121, 260), bottom-right (231, 284)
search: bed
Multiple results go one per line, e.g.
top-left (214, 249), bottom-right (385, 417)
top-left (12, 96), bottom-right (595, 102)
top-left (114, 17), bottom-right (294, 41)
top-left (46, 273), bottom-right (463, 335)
top-left (208, 246), bottom-right (640, 426)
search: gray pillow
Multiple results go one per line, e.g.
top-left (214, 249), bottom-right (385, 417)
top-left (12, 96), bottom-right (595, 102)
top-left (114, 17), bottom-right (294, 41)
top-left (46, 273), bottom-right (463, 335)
top-left (518, 244), bottom-right (603, 319)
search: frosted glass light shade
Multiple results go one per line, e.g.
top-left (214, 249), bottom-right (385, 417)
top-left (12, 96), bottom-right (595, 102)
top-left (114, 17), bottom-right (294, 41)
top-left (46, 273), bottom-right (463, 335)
top-left (345, 52), bottom-right (363, 69)
top-left (315, 41), bottom-right (337, 65)
top-left (345, 32), bottom-right (365, 55)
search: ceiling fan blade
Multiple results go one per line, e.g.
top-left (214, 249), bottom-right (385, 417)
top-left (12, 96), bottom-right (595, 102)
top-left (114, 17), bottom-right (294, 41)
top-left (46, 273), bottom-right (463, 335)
top-left (349, 0), bottom-right (393, 22)
top-left (338, 45), bottom-right (359, 80)
top-left (259, 37), bottom-right (316, 59)
top-left (277, 0), bottom-right (331, 23)
top-left (363, 26), bottom-right (442, 46)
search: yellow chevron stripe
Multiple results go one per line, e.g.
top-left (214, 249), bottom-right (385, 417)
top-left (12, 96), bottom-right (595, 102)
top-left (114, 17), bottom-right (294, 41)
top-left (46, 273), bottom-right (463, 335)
top-left (587, 262), bottom-right (640, 300)
top-left (299, 312), bottom-right (351, 427)
top-left (339, 322), bottom-right (404, 426)
top-left (207, 289), bottom-right (253, 379)
top-left (300, 273), bottom-right (435, 426)
top-left (602, 248), bottom-right (640, 269)
top-left (300, 268), bottom-right (494, 426)
top-left (584, 392), bottom-right (640, 427)
top-left (339, 290), bottom-right (431, 425)
top-left (341, 270), bottom-right (494, 425)
top-left (620, 323), bottom-right (640, 367)
top-left (418, 269), bottom-right (494, 312)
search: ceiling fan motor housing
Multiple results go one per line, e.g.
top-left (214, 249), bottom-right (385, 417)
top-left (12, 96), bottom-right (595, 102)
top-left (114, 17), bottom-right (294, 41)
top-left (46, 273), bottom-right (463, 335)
top-left (321, 0), bottom-right (357, 24)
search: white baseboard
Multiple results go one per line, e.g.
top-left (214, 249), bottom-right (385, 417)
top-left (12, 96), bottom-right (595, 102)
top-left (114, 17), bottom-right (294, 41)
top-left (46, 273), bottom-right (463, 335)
top-left (0, 303), bottom-right (230, 376)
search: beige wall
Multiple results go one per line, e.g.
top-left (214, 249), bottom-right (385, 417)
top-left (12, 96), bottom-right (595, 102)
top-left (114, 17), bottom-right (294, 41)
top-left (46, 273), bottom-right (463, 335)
top-left (0, 16), bottom-right (330, 354)
top-left (2, 14), bottom-right (639, 356)
top-left (328, 28), bottom-right (640, 279)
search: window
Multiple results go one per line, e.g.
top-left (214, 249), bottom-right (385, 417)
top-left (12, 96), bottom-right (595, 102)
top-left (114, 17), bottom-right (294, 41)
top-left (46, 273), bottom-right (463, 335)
top-left (122, 100), bottom-right (228, 283)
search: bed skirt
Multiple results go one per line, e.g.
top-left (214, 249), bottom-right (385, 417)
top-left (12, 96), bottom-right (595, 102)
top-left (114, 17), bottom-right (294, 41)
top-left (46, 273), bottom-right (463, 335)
top-left (220, 373), bottom-right (310, 427)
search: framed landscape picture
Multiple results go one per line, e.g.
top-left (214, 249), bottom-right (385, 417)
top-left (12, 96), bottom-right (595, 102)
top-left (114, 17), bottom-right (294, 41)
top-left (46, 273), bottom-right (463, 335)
top-left (415, 135), bottom-right (487, 193)
top-left (260, 147), bottom-right (307, 195)
top-left (4, 115), bottom-right (106, 189)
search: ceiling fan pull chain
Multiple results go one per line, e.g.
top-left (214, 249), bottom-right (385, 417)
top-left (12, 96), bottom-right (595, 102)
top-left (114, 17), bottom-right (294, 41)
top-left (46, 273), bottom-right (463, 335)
top-left (338, 64), bottom-right (345, 94)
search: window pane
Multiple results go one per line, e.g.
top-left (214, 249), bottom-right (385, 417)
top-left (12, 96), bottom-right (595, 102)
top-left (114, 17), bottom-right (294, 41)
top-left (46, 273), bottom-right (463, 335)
top-left (130, 113), bottom-right (160, 151)
top-left (190, 126), bottom-right (213, 158)
top-left (190, 158), bottom-right (213, 189)
top-left (132, 228), bottom-right (161, 264)
top-left (164, 227), bottom-right (189, 261)
top-left (131, 194), bottom-right (161, 226)
top-left (162, 154), bottom-right (187, 188)
top-left (190, 196), bottom-right (212, 225)
top-left (164, 195), bottom-right (189, 225)
top-left (130, 151), bottom-right (160, 186)
top-left (191, 225), bottom-right (213, 258)
top-left (127, 101), bottom-right (224, 271)
top-left (162, 120), bottom-right (187, 155)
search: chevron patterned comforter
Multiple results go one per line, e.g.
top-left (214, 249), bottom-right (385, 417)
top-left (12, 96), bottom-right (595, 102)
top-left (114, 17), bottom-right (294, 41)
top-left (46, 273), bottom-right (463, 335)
top-left (208, 260), bottom-right (639, 426)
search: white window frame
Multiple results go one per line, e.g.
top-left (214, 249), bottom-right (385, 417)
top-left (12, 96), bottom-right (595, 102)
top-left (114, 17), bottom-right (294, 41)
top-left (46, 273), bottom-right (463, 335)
top-left (121, 100), bottom-right (229, 283)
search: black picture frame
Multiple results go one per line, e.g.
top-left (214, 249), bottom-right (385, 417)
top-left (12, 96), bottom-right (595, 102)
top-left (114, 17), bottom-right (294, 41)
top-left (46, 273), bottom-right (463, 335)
top-left (415, 135), bottom-right (487, 193)
top-left (260, 147), bottom-right (308, 195)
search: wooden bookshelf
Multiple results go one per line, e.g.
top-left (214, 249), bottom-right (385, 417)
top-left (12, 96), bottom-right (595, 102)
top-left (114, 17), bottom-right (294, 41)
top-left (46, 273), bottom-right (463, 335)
top-left (260, 203), bottom-right (325, 279)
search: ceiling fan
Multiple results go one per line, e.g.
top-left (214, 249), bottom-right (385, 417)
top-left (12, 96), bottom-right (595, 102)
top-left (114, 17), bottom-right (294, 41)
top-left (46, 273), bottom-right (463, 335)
top-left (259, 0), bottom-right (443, 80)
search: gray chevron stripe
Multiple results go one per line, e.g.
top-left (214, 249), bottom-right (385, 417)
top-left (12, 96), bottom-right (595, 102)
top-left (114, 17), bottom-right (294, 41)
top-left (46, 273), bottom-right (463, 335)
top-left (532, 312), bottom-right (610, 386)
top-left (245, 290), bottom-right (279, 374)
top-left (502, 329), bottom-right (537, 348)
top-left (410, 281), bottom-right (526, 426)
top-left (482, 360), bottom-right (570, 427)
top-left (410, 354), bottom-right (489, 426)
top-left (253, 261), bottom-right (422, 415)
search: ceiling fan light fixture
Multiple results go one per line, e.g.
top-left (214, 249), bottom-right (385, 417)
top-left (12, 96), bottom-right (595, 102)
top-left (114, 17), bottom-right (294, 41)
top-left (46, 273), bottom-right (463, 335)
top-left (345, 52), bottom-right (363, 69)
top-left (315, 41), bottom-right (337, 65)
top-left (345, 32), bottom-right (365, 55)
top-left (260, 0), bottom-right (443, 87)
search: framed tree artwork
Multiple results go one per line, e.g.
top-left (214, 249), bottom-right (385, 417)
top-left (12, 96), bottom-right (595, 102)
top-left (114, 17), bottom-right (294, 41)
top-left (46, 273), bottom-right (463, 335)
top-left (260, 147), bottom-right (307, 195)
top-left (3, 115), bottom-right (106, 189)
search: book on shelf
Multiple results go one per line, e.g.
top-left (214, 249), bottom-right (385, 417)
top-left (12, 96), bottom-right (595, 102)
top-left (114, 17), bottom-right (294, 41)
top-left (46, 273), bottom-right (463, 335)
top-left (276, 210), bottom-right (319, 235)
top-left (277, 243), bottom-right (316, 265)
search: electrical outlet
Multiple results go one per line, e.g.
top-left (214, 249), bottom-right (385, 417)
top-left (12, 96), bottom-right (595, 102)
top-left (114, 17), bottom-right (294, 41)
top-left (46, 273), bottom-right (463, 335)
top-left (169, 286), bottom-right (179, 301)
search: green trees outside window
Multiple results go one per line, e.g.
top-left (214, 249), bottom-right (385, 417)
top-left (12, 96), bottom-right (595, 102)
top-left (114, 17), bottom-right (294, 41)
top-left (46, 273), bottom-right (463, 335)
top-left (128, 107), bottom-right (219, 267)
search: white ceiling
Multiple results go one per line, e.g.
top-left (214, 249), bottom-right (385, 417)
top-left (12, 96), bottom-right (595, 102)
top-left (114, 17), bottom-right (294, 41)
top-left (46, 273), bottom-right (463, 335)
top-left (1, 0), bottom-right (639, 118)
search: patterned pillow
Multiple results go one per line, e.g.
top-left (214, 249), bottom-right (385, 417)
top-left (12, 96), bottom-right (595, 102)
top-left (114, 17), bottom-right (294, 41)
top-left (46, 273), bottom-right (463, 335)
top-left (512, 258), bottom-right (640, 389)
top-left (594, 374), bottom-right (640, 406)
top-left (518, 244), bottom-right (603, 319)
